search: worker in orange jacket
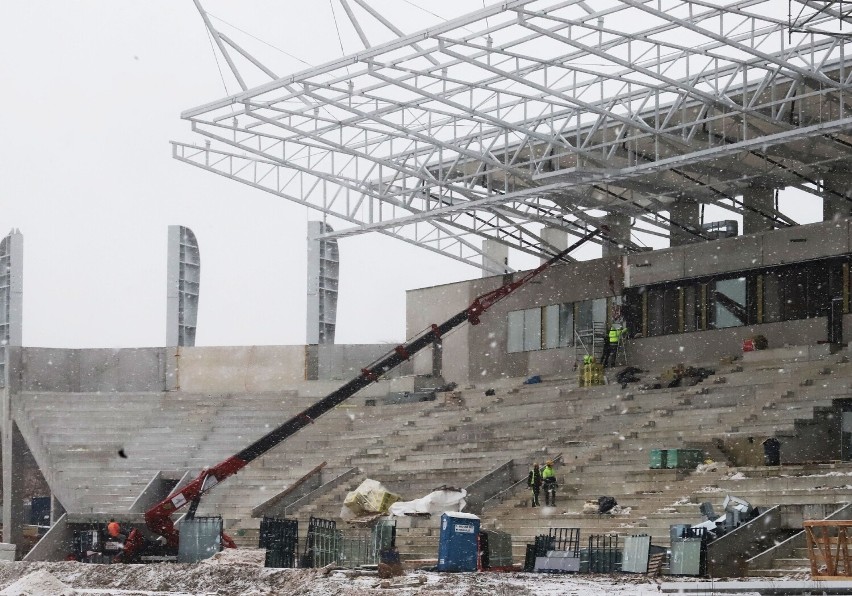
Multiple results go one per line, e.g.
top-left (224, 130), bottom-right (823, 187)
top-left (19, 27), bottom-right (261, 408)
top-left (107, 519), bottom-right (125, 541)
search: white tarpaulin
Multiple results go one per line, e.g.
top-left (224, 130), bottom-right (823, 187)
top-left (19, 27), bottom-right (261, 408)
top-left (388, 488), bottom-right (467, 516)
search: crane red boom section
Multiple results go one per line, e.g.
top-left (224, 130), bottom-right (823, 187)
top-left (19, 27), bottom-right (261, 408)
top-left (123, 226), bottom-right (605, 559)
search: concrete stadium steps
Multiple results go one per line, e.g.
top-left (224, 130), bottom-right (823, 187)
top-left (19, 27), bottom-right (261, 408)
top-left (17, 344), bottom-right (852, 567)
top-left (191, 397), bottom-right (476, 533)
top-left (202, 397), bottom-right (496, 547)
top-left (749, 547), bottom-right (813, 578)
top-left (688, 462), bottom-right (852, 507)
top-left (476, 463), bottom-right (725, 561)
top-left (15, 390), bottom-right (323, 512)
top-left (467, 352), bottom-right (852, 563)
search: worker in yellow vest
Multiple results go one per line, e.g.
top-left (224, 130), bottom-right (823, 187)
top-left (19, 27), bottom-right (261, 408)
top-left (541, 460), bottom-right (558, 506)
top-left (602, 325), bottom-right (627, 368)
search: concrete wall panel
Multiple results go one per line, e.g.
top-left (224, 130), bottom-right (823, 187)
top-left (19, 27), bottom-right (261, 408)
top-left (317, 344), bottom-right (411, 380)
top-left (528, 348), bottom-right (575, 378)
top-left (405, 259), bottom-right (624, 383)
top-left (177, 346), bottom-right (307, 393)
top-left (17, 348), bottom-right (166, 393)
top-left (17, 349), bottom-right (79, 393)
top-left (626, 318), bottom-right (828, 368)
top-left (77, 349), bottom-right (166, 392)
top-left (683, 235), bottom-right (762, 279)
top-left (625, 249), bottom-right (684, 287)
top-left (406, 281), bottom-right (473, 383)
top-left (465, 259), bottom-right (622, 382)
top-left (763, 219), bottom-right (849, 267)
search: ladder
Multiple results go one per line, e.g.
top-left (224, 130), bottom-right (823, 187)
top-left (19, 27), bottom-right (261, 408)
top-left (574, 322), bottom-right (606, 365)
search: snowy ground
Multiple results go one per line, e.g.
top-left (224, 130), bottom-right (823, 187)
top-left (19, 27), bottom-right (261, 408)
top-left (0, 549), bottom-right (724, 596)
top-left (0, 563), bottom-right (678, 596)
top-left (0, 549), bottom-right (803, 595)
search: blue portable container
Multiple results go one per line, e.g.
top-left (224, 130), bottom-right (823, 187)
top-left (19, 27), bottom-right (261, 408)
top-left (437, 512), bottom-right (480, 572)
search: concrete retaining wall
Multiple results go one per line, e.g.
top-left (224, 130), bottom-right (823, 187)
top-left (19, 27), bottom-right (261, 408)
top-left (626, 318), bottom-right (830, 369)
top-left (9, 347), bottom-right (168, 393)
top-left (8, 344), bottom-right (411, 395)
top-left (176, 346), bottom-right (307, 393)
top-left (317, 344), bottom-right (411, 380)
top-left (407, 281), bottom-right (474, 383)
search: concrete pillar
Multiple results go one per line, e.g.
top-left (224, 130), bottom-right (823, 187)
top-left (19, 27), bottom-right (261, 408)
top-left (669, 200), bottom-right (701, 246)
top-left (481, 238), bottom-right (509, 277)
top-left (2, 418), bottom-right (28, 557)
top-left (166, 226), bottom-right (200, 348)
top-left (742, 185), bottom-right (775, 235)
top-left (601, 213), bottom-right (631, 257)
top-left (306, 221), bottom-right (338, 346)
top-left (539, 227), bottom-right (568, 264)
top-left (6, 231), bottom-right (23, 347)
top-left (823, 170), bottom-right (852, 221)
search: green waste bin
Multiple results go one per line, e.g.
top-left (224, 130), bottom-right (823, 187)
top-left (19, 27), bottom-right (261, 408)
top-left (666, 449), bottom-right (704, 469)
top-left (649, 449), bottom-right (667, 469)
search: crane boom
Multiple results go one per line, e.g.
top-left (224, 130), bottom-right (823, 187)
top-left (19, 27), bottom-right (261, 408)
top-left (121, 225), bottom-right (605, 561)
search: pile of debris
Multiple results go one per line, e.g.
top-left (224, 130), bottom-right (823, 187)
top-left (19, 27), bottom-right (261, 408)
top-left (640, 364), bottom-right (715, 390)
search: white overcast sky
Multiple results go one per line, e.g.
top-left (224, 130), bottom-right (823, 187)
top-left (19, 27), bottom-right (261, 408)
top-left (2, 1), bottom-right (819, 349)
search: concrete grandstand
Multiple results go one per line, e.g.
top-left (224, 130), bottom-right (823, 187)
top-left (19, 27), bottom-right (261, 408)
top-left (8, 0), bottom-right (852, 581)
top-left (5, 218), bottom-right (852, 578)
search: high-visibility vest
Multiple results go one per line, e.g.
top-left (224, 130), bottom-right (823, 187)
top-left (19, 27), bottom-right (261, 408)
top-left (583, 355), bottom-right (593, 364)
top-left (609, 327), bottom-right (626, 343)
top-left (542, 465), bottom-right (555, 480)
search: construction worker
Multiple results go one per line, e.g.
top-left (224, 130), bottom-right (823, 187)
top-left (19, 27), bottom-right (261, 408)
top-left (542, 460), bottom-right (558, 506)
top-left (527, 463), bottom-right (542, 507)
top-left (107, 519), bottom-right (125, 542)
top-left (603, 325), bottom-right (627, 368)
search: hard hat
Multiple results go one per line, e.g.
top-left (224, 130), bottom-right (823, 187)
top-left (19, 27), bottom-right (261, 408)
top-left (546, 460), bottom-right (554, 466)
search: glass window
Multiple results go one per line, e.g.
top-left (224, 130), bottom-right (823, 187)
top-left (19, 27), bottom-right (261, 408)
top-left (784, 269), bottom-right (808, 321)
top-left (592, 298), bottom-right (607, 324)
top-left (763, 263), bottom-right (835, 322)
top-left (808, 262), bottom-right (832, 318)
top-left (622, 288), bottom-right (644, 337)
top-left (507, 308), bottom-right (542, 353)
top-left (543, 303), bottom-right (574, 349)
top-left (576, 298), bottom-right (607, 334)
top-left (559, 303), bottom-right (574, 347)
top-left (523, 308), bottom-right (542, 352)
top-left (712, 277), bottom-right (747, 329)
top-left (543, 304), bottom-right (560, 349)
top-left (507, 310), bottom-right (525, 353)
top-left (683, 285), bottom-right (698, 332)
top-left (576, 300), bottom-right (593, 333)
top-left (647, 285), bottom-right (679, 336)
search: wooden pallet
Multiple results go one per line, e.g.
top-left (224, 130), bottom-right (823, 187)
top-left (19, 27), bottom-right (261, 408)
top-left (646, 553), bottom-right (665, 578)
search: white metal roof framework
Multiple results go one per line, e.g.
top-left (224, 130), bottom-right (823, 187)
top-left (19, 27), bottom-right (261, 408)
top-left (173, 0), bottom-right (852, 274)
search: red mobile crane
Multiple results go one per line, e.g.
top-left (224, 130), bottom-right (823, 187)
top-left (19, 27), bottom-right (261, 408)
top-left (119, 226), bottom-right (606, 562)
